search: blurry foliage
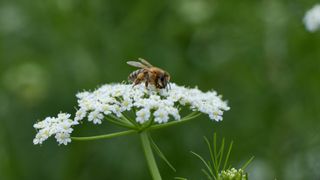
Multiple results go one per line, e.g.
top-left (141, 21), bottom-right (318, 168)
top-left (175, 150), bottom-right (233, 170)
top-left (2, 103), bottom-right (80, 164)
top-left (0, 0), bottom-right (320, 179)
top-left (190, 133), bottom-right (253, 180)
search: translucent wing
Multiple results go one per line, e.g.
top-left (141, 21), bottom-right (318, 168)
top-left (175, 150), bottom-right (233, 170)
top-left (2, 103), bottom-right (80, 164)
top-left (138, 58), bottom-right (153, 67)
top-left (127, 61), bottom-right (147, 68)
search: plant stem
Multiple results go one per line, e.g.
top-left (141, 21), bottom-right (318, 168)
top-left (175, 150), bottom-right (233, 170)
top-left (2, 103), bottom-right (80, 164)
top-left (71, 130), bottom-right (136, 141)
top-left (140, 131), bottom-right (162, 180)
top-left (150, 112), bottom-right (201, 131)
top-left (71, 112), bottom-right (201, 141)
top-left (105, 116), bottom-right (136, 129)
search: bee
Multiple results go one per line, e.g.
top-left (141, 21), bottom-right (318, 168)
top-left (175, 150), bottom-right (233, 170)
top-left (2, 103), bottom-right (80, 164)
top-left (127, 58), bottom-right (171, 89)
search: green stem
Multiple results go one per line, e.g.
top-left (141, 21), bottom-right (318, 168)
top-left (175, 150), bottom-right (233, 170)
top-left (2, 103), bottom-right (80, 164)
top-left (150, 112), bottom-right (201, 131)
top-left (121, 113), bottom-right (140, 127)
top-left (139, 117), bottom-right (155, 132)
top-left (71, 112), bottom-right (201, 141)
top-left (71, 130), bottom-right (136, 141)
top-left (105, 116), bottom-right (136, 129)
top-left (140, 131), bottom-right (162, 180)
top-left (110, 114), bottom-right (132, 126)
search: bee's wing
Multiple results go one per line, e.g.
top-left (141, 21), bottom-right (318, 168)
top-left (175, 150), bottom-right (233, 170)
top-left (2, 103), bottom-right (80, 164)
top-left (138, 58), bottom-right (153, 67)
top-left (127, 61), bottom-right (147, 68)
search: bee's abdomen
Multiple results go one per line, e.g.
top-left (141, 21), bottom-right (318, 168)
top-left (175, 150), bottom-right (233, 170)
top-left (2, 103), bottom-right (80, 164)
top-left (128, 69), bottom-right (144, 82)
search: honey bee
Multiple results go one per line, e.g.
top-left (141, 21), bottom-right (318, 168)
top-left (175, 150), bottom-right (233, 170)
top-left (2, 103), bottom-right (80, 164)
top-left (127, 58), bottom-right (171, 89)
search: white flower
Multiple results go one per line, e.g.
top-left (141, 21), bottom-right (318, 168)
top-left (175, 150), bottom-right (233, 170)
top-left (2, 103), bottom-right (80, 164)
top-left (88, 110), bottom-right (104, 124)
top-left (136, 108), bottom-right (151, 123)
top-left (75, 83), bottom-right (230, 123)
top-left (100, 104), bottom-right (113, 115)
top-left (57, 121), bottom-right (74, 134)
top-left (33, 117), bottom-right (51, 129)
top-left (111, 105), bottom-right (122, 117)
top-left (33, 82), bottom-right (230, 145)
top-left (120, 97), bottom-right (133, 111)
top-left (304, 4), bottom-right (320, 32)
top-left (57, 113), bottom-right (71, 120)
top-left (75, 108), bottom-right (86, 121)
top-left (33, 113), bottom-right (77, 145)
top-left (73, 83), bottom-right (228, 123)
top-left (33, 129), bottom-right (50, 145)
top-left (154, 108), bottom-right (169, 123)
top-left (55, 132), bottom-right (71, 145)
top-left (209, 110), bottom-right (223, 122)
top-left (166, 106), bottom-right (180, 120)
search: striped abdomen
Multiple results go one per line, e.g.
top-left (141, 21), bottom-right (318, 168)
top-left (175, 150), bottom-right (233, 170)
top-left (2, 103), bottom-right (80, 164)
top-left (128, 69), bottom-right (145, 82)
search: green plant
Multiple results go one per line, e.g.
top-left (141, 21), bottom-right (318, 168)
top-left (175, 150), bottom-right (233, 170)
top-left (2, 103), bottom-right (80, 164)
top-left (191, 133), bottom-right (254, 180)
top-left (33, 83), bottom-right (230, 179)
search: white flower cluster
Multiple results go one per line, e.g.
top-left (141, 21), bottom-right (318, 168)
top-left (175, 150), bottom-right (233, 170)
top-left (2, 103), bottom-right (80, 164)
top-left (219, 168), bottom-right (247, 180)
top-left (33, 113), bottom-right (78, 145)
top-left (33, 83), bottom-right (230, 145)
top-left (304, 4), bottom-right (320, 32)
top-left (74, 83), bottom-right (229, 124)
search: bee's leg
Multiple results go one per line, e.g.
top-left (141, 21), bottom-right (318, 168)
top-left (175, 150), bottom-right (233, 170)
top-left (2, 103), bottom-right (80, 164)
top-left (154, 76), bottom-right (160, 89)
top-left (144, 72), bottom-right (149, 89)
top-left (133, 79), bottom-right (142, 86)
top-left (133, 72), bottom-right (145, 87)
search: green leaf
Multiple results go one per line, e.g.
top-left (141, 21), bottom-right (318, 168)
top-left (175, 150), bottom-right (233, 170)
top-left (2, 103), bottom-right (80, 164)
top-left (204, 136), bottom-right (216, 173)
top-left (202, 169), bottom-right (214, 180)
top-left (191, 151), bottom-right (215, 178)
top-left (149, 135), bottom-right (176, 172)
top-left (174, 177), bottom-right (188, 180)
top-left (223, 141), bottom-right (233, 170)
top-left (241, 156), bottom-right (254, 170)
top-left (217, 138), bottom-right (225, 172)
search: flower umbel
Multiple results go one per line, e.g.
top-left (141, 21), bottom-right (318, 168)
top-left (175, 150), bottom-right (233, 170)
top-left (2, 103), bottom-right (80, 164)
top-left (33, 83), bottom-right (230, 145)
top-left (75, 83), bottom-right (229, 123)
top-left (33, 113), bottom-right (78, 145)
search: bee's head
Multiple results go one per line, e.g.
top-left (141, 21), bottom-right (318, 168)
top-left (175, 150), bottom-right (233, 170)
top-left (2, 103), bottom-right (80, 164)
top-left (158, 72), bottom-right (171, 89)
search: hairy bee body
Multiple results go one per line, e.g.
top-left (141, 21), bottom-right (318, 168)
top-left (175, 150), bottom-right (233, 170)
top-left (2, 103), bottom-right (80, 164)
top-left (127, 58), bottom-right (170, 89)
top-left (128, 69), bottom-right (146, 82)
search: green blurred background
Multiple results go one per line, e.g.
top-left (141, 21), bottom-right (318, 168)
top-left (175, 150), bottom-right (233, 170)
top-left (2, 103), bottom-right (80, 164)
top-left (1, 0), bottom-right (320, 179)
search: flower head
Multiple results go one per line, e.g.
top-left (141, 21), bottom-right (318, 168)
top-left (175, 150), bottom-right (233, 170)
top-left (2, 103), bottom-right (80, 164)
top-left (219, 168), bottom-right (247, 180)
top-left (74, 83), bottom-right (229, 122)
top-left (304, 4), bottom-right (320, 32)
top-left (33, 83), bottom-right (230, 145)
top-left (33, 113), bottom-right (77, 145)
